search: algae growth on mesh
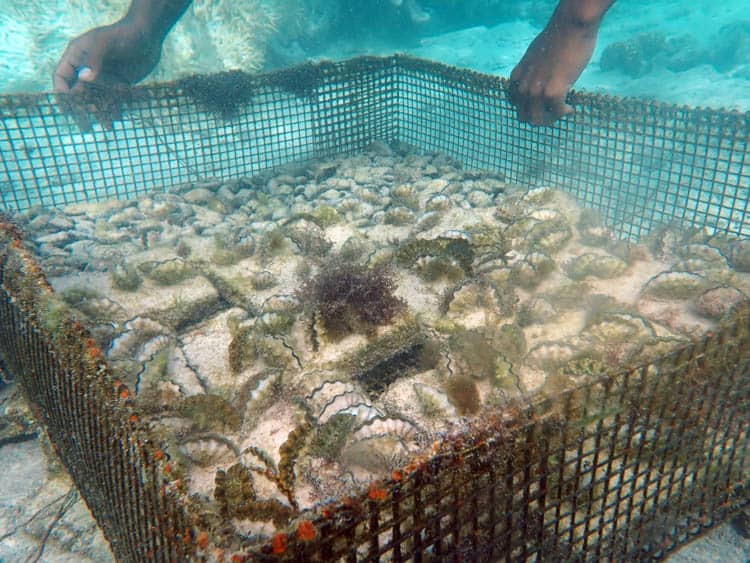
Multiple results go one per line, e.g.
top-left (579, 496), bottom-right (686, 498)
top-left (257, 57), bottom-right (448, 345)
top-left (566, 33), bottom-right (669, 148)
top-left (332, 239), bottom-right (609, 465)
top-left (19, 142), bottom-right (750, 543)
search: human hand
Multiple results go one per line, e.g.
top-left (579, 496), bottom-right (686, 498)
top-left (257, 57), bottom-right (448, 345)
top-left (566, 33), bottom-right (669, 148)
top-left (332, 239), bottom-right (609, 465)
top-left (53, 22), bottom-right (162, 93)
top-left (508, 20), bottom-right (599, 126)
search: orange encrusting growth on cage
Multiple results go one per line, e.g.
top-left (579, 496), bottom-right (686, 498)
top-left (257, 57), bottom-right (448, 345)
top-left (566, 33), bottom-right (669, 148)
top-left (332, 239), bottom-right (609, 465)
top-left (368, 482), bottom-right (388, 501)
top-left (297, 520), bottom-right (317, 541)
top-left (85, 338), bottom-right (104, 361)
top-left (196, 531), bottom-right (210, 550)
top-left (272, 532), bottom-right (288, 554)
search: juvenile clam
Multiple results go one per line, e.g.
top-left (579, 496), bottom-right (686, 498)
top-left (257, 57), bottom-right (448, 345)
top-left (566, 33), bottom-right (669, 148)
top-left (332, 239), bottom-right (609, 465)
top-left (179, 435), bottom-right (239, 467)
top-left (641, 271), bottom-right (712, 300)
top-left (564, 253), bottom-right (628, 281)
top-left (693, 286), bottom-right (747, 319)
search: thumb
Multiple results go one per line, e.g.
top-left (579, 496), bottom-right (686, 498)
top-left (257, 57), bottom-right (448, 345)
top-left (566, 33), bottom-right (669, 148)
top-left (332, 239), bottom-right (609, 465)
top-left (68, 33), bottom-right (107, 91)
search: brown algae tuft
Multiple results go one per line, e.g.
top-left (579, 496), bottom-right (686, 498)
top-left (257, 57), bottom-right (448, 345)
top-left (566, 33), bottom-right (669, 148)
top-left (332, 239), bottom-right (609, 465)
top-left (298, 255), bottom-right (406, 340)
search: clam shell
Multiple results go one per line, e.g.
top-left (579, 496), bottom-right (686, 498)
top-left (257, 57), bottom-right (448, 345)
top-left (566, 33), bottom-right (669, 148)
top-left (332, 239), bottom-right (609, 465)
top-left (525, 217), bottom-right (572, 254)
top-left (517, 298), bottom-right (556, 326)
top-left (136, 334), bottom-right (172, 362)
top-left (263, 294), bottom-right (303, 314)
top-left (564, 253), bottom-right (627, 281)
top-left (521, 186), bottom-right (555, 205)
top-left (415, 211), bottom-right (443, 232)
top-left (258, 311), bottom-right (295, 335)
top-left (143, 258), bottom-right (195, 286)
top-left (693, 286), bottom-right (747, 319)
top-left (579, 225), bottom-right (613, 247)
top-left (727, 239), bottom-right (750, 272)
top-left (318, 391), bottom-right (379, 424)
top-left (108, 317), bottom-right (169, 359)
top-left (308, 380), bottom-right (384, 425)
top-left (526, 341), bottom-right (580, 371)
top-left (341, 435), bottom-right (410, 475)
top-left (247, 370), bottom-right (280, 403)
top-left (582, 313), bottom-right (655, 344)
top-left (337, 403), bottom-right (384, 426)
top-left (425, 194), bottom-right (452, 211)
top-left (250, 270), bottom-right (278, 290)
top-left (527, 208), bottom-right (564, 223)
top-left (179, 435), bottom-right (239, 467)
top-left (351, 417), bottom-right (419, 443)
top-left (79, 296), bottom-right (129, 322)
top-left (677, 244), bottom-right (728, 265)
top-left (440, 229), bottom-right (473, 243)
top-left (511, 252), bottom-right (555, 287)
top-left (413, 382), bottom-right (458, 418)
top-left (307, 381), bottom-right (356, 411)
top-left (641, 271), bottom-right (712, 300)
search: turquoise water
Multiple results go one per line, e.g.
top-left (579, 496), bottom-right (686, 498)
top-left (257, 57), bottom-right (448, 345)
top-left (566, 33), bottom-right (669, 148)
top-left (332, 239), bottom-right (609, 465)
top-left (0, 0), bottom-right (749, 110)
top-left (295, 0), bottom-right (750, 109)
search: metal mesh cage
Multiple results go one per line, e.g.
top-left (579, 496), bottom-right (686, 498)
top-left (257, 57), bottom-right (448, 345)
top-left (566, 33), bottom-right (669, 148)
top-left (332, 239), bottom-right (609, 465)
top-left (1, 56), bottom-right (749, 561)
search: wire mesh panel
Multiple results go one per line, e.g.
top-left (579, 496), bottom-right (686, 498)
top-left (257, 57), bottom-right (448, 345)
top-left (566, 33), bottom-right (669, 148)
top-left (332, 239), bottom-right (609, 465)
top-left (2, 56), bottom-right (750, 240)
top-left (236, 318), bottom-right (748, 562)
top-left (0, 225), bottom-right (197, 562)
top-left (0, 58), bottom-right (398, 213)
top-left (394, 57), bottom-right (750, 240)
top-left (1, 56), bottom-right (750, 562)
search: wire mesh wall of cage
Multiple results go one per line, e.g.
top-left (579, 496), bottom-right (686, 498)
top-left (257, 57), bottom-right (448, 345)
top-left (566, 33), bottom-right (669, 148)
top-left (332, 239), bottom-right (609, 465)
top-left (1, 55), bottom-right (749, 561)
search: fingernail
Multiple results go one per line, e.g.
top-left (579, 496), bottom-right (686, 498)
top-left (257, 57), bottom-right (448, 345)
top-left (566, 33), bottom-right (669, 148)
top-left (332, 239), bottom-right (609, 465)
top-left (77, 66), bottom-right (93, 80)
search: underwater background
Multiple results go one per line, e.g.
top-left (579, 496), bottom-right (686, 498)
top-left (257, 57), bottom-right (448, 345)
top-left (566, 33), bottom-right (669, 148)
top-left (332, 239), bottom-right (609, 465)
top-left (0, 0), bottom-right (749, 110)
top-left (1, 1), bottom-right (750, 562)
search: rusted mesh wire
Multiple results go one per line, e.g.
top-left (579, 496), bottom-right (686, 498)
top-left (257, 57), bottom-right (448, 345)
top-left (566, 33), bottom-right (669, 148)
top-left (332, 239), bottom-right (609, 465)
top-left (1, 56), bottom-right (749, 561)
top-left (0, 221), bottom-right (197, 561)
top-left (254, 319), bottom-right (749, 562)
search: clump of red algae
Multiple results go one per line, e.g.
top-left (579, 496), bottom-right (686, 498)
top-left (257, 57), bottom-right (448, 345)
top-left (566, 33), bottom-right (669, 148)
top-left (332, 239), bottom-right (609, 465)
top-left (298, 255), bottom-right (405, 341)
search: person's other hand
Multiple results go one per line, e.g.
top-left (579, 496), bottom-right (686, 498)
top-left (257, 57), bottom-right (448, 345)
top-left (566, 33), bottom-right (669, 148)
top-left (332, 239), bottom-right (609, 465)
top-left (508, 21), bottom-right (599, 126)
top-left (53, 22), bottom-right (162, 93)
